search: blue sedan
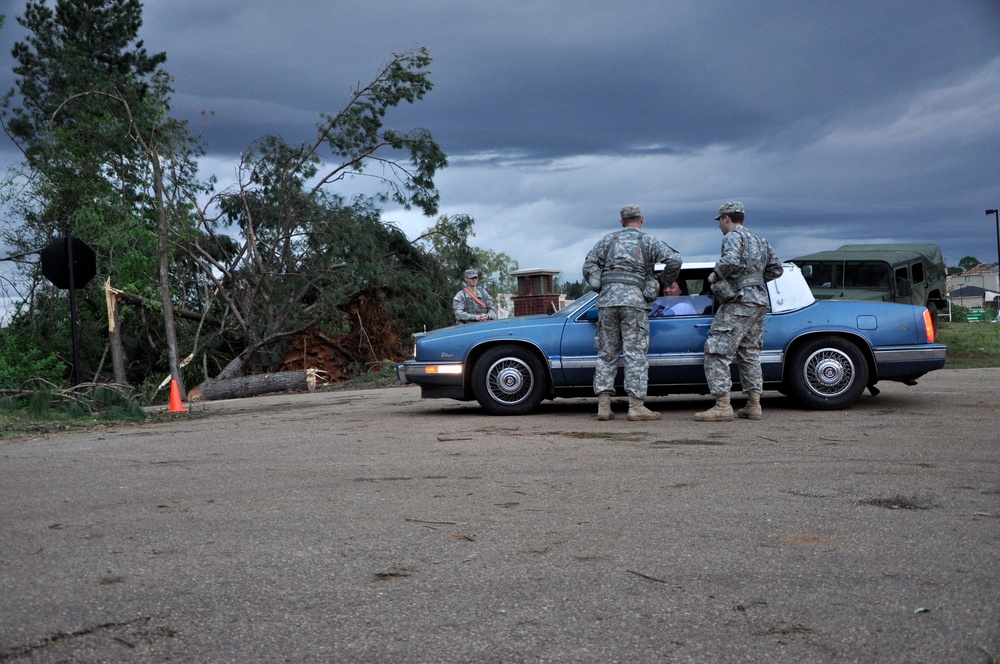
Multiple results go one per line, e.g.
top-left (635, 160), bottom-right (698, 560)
top-left (398, 263), bottom-right (946, 415)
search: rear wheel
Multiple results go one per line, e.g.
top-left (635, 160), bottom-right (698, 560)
top-left (788, 336), bottom-right (869, 410)
top-left (471, 345), bottom-right (548, 415)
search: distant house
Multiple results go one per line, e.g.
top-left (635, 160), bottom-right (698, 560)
top-left (948, 284), bottom-right (1000, 310)
top-left (947, 263), bottom-right (999, 297)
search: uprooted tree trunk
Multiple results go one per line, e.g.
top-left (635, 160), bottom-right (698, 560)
top-left (189, 369), bottom-right (324, 402)
top-left (194, 288), bottom-right (407, 401)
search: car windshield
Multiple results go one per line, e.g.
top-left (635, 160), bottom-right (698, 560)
top-left (552, 291), bottom-right (597, 317)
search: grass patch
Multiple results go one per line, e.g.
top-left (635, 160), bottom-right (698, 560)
top-left (936, 321), bottom-right (1000, 369)
top-left (0, 384), bottom-right (147, 438)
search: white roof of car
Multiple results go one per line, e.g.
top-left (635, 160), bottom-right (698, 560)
top-left (654, 261), bottom-right (814, 314)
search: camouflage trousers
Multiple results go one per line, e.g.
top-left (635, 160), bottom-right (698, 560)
top-left (593, 306), bottom-right (649, 399)
top-left (703, 302), bottom-right (767, 396)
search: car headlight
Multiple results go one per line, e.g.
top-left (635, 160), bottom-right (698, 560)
top-left (424, 365), bottom-right (463, 374)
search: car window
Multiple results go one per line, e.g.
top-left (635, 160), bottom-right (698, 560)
top-left (649, 295), bottom-right (713, 317)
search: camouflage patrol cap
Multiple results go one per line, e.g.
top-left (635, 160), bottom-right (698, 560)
top-left (714, 201), bottom-right (744, 220)
top-left (620, 204), bottom-right (642, 220)
top-left (464, 268), bottom-right (479, 279)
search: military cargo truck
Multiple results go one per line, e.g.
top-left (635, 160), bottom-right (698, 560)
top-left (790, 244), bottom-right (948, 326)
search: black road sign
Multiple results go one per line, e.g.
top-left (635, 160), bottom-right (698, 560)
top-left (40, 236), bottom-right (97, 289)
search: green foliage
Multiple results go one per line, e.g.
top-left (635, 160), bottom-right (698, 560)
top-left (25, 388), bottom-right (76, 418)
top-left (0, 334), bottom-right (66, 390)
top-left (414, 214), bottom-right (519, 315)
top-left (3, 21), bottom-right (455, 390)
top-left (187, 50), bottom-right (453, 377)
top-left (0, 327), bottom-right (66, 389)
top-left (205, 147), bottom-right (454, 372)
top-left (0, 383), bottom-right (146, 435)
top-left (958, 256), bottom-right (981, 271)
top-left (415, 215), bottom-right (479, 281)
top-left (948, 303), bottom-right (971, 323)
top-left (475, 248), bottom-right (519, 301)
top-left (556, 279), bottom-right (588, 299)
top-left (315, 48), bottom-right (446, 215)
top-left (3, 0), bottom-right (170, 218)
top-left (88, 384), bottom-right (147, 419)
top-left (1, 0), bottom-right (208, 389)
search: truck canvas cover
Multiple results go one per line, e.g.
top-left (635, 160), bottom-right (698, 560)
top-left (790, 243), bottom-right (948, 314)
top-left (793, 244), bottom-right (944, 269)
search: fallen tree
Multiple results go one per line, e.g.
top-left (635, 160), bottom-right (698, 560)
top-left (188, 369), bottom-right (325, 402)
top-left (189, 288), bottom-right (407, 402)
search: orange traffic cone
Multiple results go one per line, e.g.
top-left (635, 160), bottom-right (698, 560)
top-left (167, 379), bottom-right (189, 413)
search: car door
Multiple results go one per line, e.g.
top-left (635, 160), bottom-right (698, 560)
top-left (556, 296), bottom-right (715, 389)
top-left (557, 301), bottom-right (600, 386)
top-left (647, 304), bottom-right (713, 386)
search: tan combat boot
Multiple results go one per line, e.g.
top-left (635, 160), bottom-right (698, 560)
top-left (694, 394), bottom-right (734, 422)
top-left (736, 392), bottom-right (762, 420)
top-left (597, 392), bottom-right (615, 421)
top-left (627, 397), bottom-right (661, 421)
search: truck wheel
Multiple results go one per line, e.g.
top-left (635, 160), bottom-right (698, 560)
top-left (789, 337), bottom-right (869, 410)
top-left (471, 345), bottom-right (548, 415)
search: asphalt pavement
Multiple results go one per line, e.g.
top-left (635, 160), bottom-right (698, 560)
top-left (1, 369), bottom-right (998, 662)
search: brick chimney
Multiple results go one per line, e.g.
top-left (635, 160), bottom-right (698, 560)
top-left (510, 268), bottom-right (563, 316)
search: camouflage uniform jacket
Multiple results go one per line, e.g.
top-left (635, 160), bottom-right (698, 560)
top-left (453, 285), bottom-right (498, 324)
top-left (582, 228), bottom-right (681, 309)
top-left (714, 225), bottom-right (783, 306)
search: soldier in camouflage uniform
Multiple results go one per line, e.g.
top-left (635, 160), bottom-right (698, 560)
top-left (583, 205), bottom-right (681, 421)
top-left (453, 268), bottom-right (498, 324)
top-left (695, 202), bottom-right (783, 422)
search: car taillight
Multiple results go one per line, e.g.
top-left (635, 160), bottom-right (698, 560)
top-left (923, 309), bottom-right (935, 343)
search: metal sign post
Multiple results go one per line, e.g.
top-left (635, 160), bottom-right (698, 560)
top-left (40, 235), bottom-right (97, 386)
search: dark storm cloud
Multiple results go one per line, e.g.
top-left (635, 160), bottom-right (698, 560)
top-left (2, 0), bottom-right (999, 279)
top-left (132, 1), bottom-right (1000, 159)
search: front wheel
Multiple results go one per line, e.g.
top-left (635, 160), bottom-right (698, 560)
top-left (788, 336), bottom-right (869, 410)
top-left (471, 345), bottom-right (548, 415)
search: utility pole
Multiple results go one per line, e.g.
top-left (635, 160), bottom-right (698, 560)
top-left (987, 209), bottom-right (999, 318)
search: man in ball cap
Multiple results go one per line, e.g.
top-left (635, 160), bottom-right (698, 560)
top-left (453, 268), bottom-right (498, 324)
top-left (582, 205), bottom-right (681, 421)
top-left (695, 201), bottom-right (783, 422)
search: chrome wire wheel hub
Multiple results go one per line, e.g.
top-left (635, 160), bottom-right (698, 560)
top-left (487, 358), bottom-right (532, 404)
top-left (805, 349), bottom-right (854, 397)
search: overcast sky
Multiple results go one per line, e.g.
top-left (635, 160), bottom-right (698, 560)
top-left (2, 0), bottom-right (1000, 283)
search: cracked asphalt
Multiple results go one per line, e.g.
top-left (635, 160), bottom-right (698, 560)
top-left (1, 369), bottom-right (998, 662)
